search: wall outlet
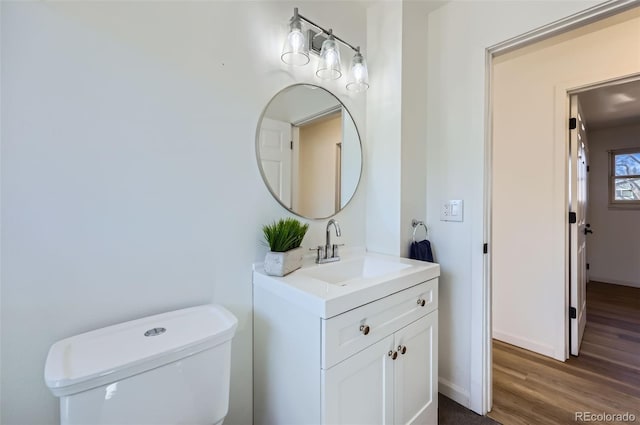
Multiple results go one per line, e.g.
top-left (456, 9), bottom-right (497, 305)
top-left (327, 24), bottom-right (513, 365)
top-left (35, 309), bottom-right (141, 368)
top-left (440, 203), bottom-right (450, 220)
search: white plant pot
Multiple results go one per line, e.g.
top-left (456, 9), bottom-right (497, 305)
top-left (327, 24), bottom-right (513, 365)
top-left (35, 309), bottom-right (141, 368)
top-left (263, 247), bottom-right (304, 277)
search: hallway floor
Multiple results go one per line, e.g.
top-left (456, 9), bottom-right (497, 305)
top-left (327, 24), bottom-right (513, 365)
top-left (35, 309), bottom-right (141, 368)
top-left (489, 281), bottom-right (640, 425)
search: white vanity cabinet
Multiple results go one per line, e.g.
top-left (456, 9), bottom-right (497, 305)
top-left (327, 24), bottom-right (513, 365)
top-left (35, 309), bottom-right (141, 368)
top-left (323, 312), bottom-right (438, 425)
top-left (253, 264), bottom-right (439, 425)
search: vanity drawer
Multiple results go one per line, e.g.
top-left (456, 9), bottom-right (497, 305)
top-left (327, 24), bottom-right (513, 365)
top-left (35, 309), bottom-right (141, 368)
top-left (321, 278), bottom-right (438, 369)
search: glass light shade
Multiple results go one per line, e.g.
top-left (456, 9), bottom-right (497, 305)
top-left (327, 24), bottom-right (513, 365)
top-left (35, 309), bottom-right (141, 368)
top-left (316, 37), bottom-right (342, 80)
top-left (281, 26), bottom-right (309, 66)
top-left (346, 51), bottom-right (369, 92)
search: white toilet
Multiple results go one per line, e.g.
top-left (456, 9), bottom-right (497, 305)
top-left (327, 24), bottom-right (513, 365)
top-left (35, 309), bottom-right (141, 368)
top-left (45, 304), bottom-right (237, 425)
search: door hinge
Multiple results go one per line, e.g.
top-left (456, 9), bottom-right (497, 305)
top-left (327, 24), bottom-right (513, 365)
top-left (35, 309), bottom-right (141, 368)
top-left (483, 243), bottom-right (488, 254)
top-left (587, 165), bottom-right (590, 172)
top-left (290, 141), bottom-right (293, 150)
top-left (586, 263), bottom-right (590, 270)
top-left (569, 212), bottom-right (577, 223)
top-left (569, 307), bottom-right (577, 319)
top-left (569, 118), bottom-right (577, 130)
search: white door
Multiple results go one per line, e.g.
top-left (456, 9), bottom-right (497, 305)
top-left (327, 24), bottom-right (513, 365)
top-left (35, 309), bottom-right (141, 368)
top-left (258, 117), bottom-right (292, 207)
top-left (569, 95), bottom-right (588, 356)
top-left (394, 313), bottom-right (438, 425)
top-left (323, 335), bottom-right (394, 425)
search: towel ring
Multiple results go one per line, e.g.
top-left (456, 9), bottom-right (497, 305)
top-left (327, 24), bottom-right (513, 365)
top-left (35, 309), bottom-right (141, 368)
top-left (411, 219), bottom-right (428, 243)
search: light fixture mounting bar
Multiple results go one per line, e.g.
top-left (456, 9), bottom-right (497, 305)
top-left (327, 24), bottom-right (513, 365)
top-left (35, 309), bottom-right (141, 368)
top-left (297, 12), bottom-right (360, 53)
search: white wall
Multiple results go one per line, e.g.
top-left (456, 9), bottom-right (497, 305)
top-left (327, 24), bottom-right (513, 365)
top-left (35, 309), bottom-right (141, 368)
top-left (587, 122), bottom-right (640, 287)
top-left (365, 2), bottom-right (403, 256)
top-left (400, 2), bottom-right (431, 259)
top-left (0, 2), bottom-right (367, 424)
top-left (365, 1), bottom-right (433, 258)
top-left (425, 0), bottom-right (607, 412)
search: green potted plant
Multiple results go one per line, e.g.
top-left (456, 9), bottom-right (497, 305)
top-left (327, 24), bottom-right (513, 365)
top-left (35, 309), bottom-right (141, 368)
top-left (262, 218), bottom-right (309, 276)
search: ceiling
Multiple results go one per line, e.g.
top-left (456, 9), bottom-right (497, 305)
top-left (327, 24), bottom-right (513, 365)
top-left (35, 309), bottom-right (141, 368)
top-left (578, 79), bottom-right (640, 130)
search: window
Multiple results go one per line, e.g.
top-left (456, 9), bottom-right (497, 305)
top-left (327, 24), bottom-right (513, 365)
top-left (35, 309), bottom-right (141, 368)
top-left (610, 148), bottom-right (640, 206)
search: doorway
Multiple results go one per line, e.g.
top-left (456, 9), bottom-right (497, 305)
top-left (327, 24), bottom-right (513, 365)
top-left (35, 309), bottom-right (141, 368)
top-left (576, 79), bottom-right (640, 288)
top-left (568, 77), bottom-right (640, 356)
top-left (487, 4), bottom-right (640, 420)
top-left (490, 75), bottom-right (640, 423)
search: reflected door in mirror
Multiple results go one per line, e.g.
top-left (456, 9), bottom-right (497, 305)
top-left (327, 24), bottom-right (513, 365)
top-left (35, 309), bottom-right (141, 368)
top-left (259, 118), bottom-right (292, 208)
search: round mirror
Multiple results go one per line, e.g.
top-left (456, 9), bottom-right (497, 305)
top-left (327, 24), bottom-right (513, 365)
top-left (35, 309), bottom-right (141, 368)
top-left (256, 84), bottom-right (363, 219)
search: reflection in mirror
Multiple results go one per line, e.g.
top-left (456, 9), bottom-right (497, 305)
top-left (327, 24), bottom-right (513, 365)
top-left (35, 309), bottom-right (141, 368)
top-left (256, 84), bottom-right (362, 219)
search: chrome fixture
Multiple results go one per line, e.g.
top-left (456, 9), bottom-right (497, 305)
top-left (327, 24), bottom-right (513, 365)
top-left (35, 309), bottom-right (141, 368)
top-left (281, 7), bottom-right (309, 66)
top-left (411, 219), bottom-right (429, 243)
top-left (346, 48), bottom-right (369, 92)
top-left (310, 219), bottom-right (343, 264)
top-left (316, 30), bottom-right (342, 80)
top-left (281, 8), bottom-right (369, 91)
top-left (325, 218), bottom-right (341, 251)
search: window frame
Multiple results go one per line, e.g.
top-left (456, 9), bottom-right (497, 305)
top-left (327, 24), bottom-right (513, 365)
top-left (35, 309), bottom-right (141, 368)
top-left (609, 147), bottom-right (640, 208)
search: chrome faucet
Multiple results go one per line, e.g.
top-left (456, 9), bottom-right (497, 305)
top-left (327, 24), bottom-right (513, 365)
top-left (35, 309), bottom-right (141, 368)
top-left (310, 219), bottom-right (344, 264)
top-left (325, 219), bottom-right (341, 254)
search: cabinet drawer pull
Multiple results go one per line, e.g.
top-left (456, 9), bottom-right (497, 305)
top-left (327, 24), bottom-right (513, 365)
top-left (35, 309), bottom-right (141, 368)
top-left (417, 298), bottom-right (426, 307)
top-left (398, 345), bottom-right (407, 355)
top-left (359, 324), bottom-right (370, 335)
top-left (388, 350), bottom-right (398, 360)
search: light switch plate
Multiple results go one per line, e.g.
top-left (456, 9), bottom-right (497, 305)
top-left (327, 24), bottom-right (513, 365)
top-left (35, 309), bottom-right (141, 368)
top-left (441, 200), bottom-right (464, 222)
top-left (449, 200), bottom-right (463, 222)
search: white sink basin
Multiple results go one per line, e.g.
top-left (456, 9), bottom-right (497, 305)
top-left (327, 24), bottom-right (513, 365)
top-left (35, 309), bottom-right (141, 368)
top-left (298, 257), bottom-right (412, 285)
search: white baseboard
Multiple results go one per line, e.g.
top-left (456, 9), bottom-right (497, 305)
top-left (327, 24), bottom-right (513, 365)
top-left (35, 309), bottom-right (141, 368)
top-left (438, 377), bottom-right (470, 408)
top-left (589, 276), bottom-right (640, 288)
top-left (493, 330), bottom-right (561, 360)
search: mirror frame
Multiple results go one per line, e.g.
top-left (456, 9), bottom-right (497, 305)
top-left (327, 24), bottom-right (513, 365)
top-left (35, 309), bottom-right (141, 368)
top-left (255, 83), bottom-right (363, 220)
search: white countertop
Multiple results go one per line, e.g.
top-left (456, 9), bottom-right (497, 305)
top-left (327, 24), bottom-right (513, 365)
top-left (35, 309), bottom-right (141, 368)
top-left (253, 248), bottom-right (440, 318)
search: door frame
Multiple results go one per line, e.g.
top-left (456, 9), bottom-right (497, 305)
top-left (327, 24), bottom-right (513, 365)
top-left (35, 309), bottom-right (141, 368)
top-left (480, 0), bottom-right (640, 414)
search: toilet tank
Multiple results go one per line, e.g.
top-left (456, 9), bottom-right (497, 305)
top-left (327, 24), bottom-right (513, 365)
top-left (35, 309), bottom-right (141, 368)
top-left (44, 304), bottom-right (238, 425)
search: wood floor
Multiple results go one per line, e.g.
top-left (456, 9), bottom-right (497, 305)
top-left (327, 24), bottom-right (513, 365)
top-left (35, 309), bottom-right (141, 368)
top-left (489, 281), bottom-right (640, 425)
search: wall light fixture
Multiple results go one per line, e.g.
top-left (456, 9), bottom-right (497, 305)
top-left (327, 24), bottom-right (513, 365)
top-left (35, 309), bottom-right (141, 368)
top-left (281, 8), bottom-right (369, 93)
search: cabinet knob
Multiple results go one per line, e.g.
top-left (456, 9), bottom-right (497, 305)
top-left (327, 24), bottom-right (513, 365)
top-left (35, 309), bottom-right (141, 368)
top-left (388, 350), bottom-right (398, 360)
top-left (417, 298), bottom-right (426, 307)
top-left (398, 345), bottom-right (407, 355)
top-left (359, 324), bottom-right (370, 335)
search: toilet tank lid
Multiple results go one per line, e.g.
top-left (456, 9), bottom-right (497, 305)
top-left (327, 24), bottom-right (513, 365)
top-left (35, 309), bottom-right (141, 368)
top-left (44, 304), bottom-right (238, 395)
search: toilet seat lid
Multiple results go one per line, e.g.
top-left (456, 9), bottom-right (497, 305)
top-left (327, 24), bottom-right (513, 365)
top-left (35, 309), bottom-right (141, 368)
top-left (44, 304), bottom-right (237, 397)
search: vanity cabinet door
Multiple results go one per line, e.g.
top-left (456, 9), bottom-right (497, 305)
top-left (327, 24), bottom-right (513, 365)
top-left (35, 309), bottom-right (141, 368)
top-left (393, 312), bottom-right (438, 425)
top-left (322, 335), bottom-right (395, 425)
